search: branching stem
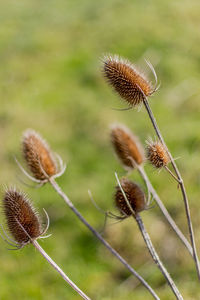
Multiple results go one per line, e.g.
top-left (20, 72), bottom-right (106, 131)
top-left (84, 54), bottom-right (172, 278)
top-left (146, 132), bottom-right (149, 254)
top-left (136, 165), bottom-right (193, 258)
top-left (115, 172), bottom-right (183, 299)
top-left (143, 97), bottom-right (200, 280)
top-left (164, 166), bottom-right (180, 183)
top-left (49, 178), bottom-right (160, 300)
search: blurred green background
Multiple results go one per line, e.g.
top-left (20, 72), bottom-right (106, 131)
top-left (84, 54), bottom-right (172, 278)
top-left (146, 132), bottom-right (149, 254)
top-left (0, 0), bottom-right (200, 299)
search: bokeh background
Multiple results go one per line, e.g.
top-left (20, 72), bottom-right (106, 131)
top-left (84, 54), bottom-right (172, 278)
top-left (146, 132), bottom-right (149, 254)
top-left (0, 0), bottom-right (200, 299)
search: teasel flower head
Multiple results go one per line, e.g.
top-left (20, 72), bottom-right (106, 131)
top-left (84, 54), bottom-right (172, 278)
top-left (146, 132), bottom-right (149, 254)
top-left (146, 139), bottom-right (170, 169)
top-left (2, 188), bottom-right (43, 247)
top-left (21, 129), bottom-right (66, 183)
top-left (103, 55), bottom-right (157, 107)
top-left (110, 124), bottom-right (145, 169)
top-left (115, 178), bottom-right (146, 216)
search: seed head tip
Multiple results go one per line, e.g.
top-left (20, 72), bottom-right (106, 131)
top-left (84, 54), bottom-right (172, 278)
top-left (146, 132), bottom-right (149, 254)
top-left (103, 55), bottom-right (154, 106)
top-left (115, 178), bottom-right (146, 216)
top-left (22, 129), bottom-right (58, 181)
top-left (110, 124), bottom-right (144, 169)
top-left (3, 188), bottom-right (42, 246)
top-left (146, 140), bottom-right (170, 169)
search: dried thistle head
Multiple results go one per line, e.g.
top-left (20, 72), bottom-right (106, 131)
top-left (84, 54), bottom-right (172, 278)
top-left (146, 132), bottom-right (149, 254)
top-left (22, 129), bottom-right (58, 181)
top-left (115, 178), bottom-right (146, 216)
top-left (103, 55), bottom-right (154, 106)
top-left (3, 188), bottom-right (42, 246)
top-left (111, 124), bottom-right (144, 169)
top-left (146, 140), bottom-right (170, 168)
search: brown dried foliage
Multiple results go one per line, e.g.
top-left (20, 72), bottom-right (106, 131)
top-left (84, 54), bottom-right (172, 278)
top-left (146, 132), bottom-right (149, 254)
top-left (111, 124), bottom-right (144, 169)
top-left (22, 129), bottom-right (58, 181)
top-left (103, 56), bottom-right (153, 106)
top-left (147, 141), bottom-right (170, 168)
top-left (3, 189), bottom-right (42, 245)
top-left (115, 178), bottom-right (146, 216)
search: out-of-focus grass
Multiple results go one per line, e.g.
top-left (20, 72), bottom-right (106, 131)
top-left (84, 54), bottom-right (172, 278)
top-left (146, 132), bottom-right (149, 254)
top-left (0, 0), bottom-right (200, 299)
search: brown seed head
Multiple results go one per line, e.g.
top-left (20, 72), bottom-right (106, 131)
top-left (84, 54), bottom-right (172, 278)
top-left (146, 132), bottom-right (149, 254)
top-left (103, 55), bottom-right (153, 106)
top-left (147, 140), bottom-right (170, 168)
top-left (111, 124), bottom-right (144, 169)
top-left (22, 129), bottom-right (58, 181)
top-left (3, 188), bottom-right (42, 246)
top-left (115, 178), bottom-right (146, 216)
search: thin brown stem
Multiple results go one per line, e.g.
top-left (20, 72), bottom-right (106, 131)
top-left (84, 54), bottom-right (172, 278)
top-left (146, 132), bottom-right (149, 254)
top-left (136, 165), bottom-right (193, 258)
top-left (164, 166), bottom-right (180, 183)
top-left (32, 240), bottom-right (91, 300)
top-left (135, 213), bottom-right (183, 300)
top-left (116, 173), bottom-right (183, 299)
top-left (49, 178), bottom-right (160, 300)
top-left (143, 97), bottom-right (200, 280)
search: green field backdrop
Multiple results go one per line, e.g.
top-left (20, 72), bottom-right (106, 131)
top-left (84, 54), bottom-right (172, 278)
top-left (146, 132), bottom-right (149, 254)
top-left (0, 0), bottom-right (200, 299)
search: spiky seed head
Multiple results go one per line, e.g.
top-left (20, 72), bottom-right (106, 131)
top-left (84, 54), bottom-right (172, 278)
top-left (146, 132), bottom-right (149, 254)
top-left (147, 140), bottom-right (170, 168)
top-left (22, 129), bottom-right (58, 181)
top-left (103, 55), bottom-right (153, 106)
top-left (115, 178), bottom-right (146, 216)
top-left (3, 188), bottom-right (42, 246)
top-left (111, 124), bottom-right (144, 169)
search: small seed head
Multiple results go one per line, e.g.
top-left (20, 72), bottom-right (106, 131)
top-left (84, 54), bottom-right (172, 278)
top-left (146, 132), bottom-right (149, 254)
top-left (115, 178), bottom-right (146, 216)
top-left (22, 129), bottom-right (58, 181)
top-left (147, 140), bottom-right (170, 168)
top-left (3, 188), bottom-right (42, 246)
top-left (111, 124), bottom-right (144, 169)
top-left (103, 55), bottom-right (153, 106)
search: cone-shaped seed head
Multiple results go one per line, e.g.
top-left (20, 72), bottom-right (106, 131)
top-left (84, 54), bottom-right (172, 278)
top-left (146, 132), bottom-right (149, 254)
top-left (3, 188), bottom-right (42, 245)
top-left (115, 178), bottom-right (146, 216)
top-left (147, 141), bottom-right (170, 168)
top-left (103, 55), bottom-right (153, 106)
top-left (111, 124), bottom-right (144, 169)
top-left (22, 129), bottom-right (58, 181)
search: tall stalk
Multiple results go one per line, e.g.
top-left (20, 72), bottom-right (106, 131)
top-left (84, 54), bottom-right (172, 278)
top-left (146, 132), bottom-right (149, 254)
top-left (142, 97), bottom-right (200, 280)
top-left (116, 173), bottom-right (183, 299)
top-left (136, 164), bottom-right (193, 258)
top-left (135, 214), bottom-right (183, 300)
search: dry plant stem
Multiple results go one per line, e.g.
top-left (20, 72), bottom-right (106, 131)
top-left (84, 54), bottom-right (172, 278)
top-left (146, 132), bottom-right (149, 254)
top-left (136, 165), bottom-right (193, 258)
top-left (164, 166), bottom-right (180, 183)
top-left (49, 178), bottom-right (160, 300)
top-left (142, 97), bottom-right (200, 281)
top-left (135, 213), bottom-right (183, 300)
top-left (116, 173), bottom-right (182, 299)
top-left (32, 240), bottom-right (90, 300)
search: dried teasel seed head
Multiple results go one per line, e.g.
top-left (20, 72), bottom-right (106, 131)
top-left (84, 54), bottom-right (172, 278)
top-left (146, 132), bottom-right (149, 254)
top-left (103, 55), bottom-right (154, 106)
top-left (110, 124), bottom-right (145, 169)
top-left (115, 178), bottom-right (146, 216)
top-left (3, 188), bottom-right (42, 246)
top-left (146, 140), bottom-right (170, 168)
top-left (22, 129), bottom-right (58, 181)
